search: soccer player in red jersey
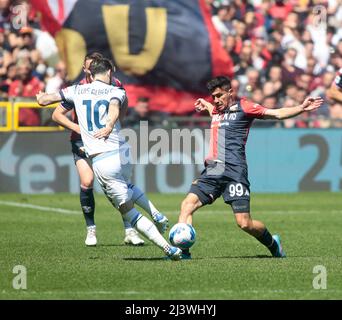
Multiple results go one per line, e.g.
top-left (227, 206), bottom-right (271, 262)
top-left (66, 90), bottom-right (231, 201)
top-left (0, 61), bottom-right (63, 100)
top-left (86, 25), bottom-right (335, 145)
top-left (177, 76), bottom-right (323, 259)
top-left (327, 68), bottom-right (342, 102)
top-left (51, 53), bottom-right (168, 246)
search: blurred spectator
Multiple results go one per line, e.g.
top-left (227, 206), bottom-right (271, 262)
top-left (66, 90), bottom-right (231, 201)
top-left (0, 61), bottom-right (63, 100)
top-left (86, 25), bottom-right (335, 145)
top-left (238, 67), bottom-right (260, 98)
top-left (262, 81), bottom-right (277, 97)
top-left (13, 26), bottom-right (41, 65)
top-left (281, 12), bottom-right (307, 70)
top-left (212, 4), bottom-right (235, 41)
top-left (0, 27), bottom-right (11, 77)
top-left (8, 57), bottom-right (44, 126)
top-left (0, 62), bottom-right (16, 99)
top-left (251, 88), bottom-right (264, 104)
top-left (235, 40), bottom-right (252, 76)
top-left (281, 47), bottom-right (304, 87)
top-left (224, 34), bottom-right (239, 65)
top-left (269, 0), bottom-right (293, 20)
top-left (267, 65), bottom-right (282, 93)
top-left (0, 0), bottom-right (11, 30)
top-left (45, 61), bottom-right (67, 93)
top-left (124, 96), bottom-right (168, 129)
top-left (263, 94), bottom-right (278, 109)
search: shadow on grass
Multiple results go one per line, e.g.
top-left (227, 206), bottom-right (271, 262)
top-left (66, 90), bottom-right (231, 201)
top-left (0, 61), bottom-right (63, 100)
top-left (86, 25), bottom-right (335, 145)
top-left (123, 257), bottom-right (203, 261)
top-left (97, 243), bottom-right (150, 247)
top-left (213, 254), bottom-right (272, 259)
top-left (123, 257), bottom-right (168, 261)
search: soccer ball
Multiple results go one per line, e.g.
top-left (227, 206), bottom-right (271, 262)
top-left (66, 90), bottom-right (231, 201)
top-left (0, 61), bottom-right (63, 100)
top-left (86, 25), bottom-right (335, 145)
top-left (169, 223), bottom-right (196, 250)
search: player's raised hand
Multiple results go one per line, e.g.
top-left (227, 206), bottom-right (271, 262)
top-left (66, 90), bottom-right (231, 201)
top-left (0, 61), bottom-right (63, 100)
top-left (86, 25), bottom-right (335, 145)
top-left (301, 97), bottom-right (324, 111)
top-left (36, 91), bottom-right (46, 105)
top-left (194, 98), bottom-right (212, 112)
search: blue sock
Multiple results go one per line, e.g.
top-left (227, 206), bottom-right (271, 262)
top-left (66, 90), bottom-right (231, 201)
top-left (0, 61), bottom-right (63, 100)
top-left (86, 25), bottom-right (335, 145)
top-left (256, 229), bottom-right (277, 255)
top-left (80, 187), bottom-right (95, 227)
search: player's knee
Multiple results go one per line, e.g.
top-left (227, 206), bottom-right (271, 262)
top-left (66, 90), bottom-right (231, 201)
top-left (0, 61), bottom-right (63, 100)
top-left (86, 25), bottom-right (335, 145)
top-left (181, 198), bottom-right (197, 214)
top-left (236, 217), bottom-right (252, 232)
top-left (80, 176), bottom-right (94, 188)
top-left (119, 200), bottom-right (134, 214)
top-left (238, 223), bottom-right (251, 232)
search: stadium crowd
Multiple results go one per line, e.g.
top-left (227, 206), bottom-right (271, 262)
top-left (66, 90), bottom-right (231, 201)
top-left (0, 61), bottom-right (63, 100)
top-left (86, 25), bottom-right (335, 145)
top-left (0, 0), bottom-right (341, 127)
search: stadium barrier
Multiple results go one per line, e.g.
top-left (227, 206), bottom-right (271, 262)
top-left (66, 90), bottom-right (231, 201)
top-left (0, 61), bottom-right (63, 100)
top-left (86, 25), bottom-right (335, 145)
top-left (0, 102), bottom-right (12, 132)
top-left (0, 128), bottom-right (340, 194)
top-left (0, 100), bottom-right (64, 132)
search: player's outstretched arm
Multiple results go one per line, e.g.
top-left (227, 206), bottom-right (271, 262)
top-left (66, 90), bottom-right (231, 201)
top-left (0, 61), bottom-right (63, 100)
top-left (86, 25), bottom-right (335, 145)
top-left (36, 91), bottom-right (62, 106)
top-left (52, 105), bottom-right (80, 134)
top-left (94, 99), bottom-right (120, 139)
top-left (263, 97), bottom-right (324, 120)
top-left (194, 98), bottom-right (215, 117)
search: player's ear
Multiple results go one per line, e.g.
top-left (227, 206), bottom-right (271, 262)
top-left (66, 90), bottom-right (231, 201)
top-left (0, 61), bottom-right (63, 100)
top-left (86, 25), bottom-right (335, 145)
top-left (107, 69), bottom-right (112, 81)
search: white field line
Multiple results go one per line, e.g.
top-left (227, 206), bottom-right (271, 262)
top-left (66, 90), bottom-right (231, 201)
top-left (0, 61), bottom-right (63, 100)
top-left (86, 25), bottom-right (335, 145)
top-left (0, 200), bottom-right (340, 216)
top-left (1, 288), bottom-right (341, 296)
top-left (0, 200), bottom-right (80, 215)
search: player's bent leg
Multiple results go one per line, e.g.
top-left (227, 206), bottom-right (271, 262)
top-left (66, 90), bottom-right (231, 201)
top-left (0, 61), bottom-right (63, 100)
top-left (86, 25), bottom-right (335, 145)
top-left (179, 193), bottom-right (203, 225)
top-left (234, 212), bottom-right (265, 237)
top-left (128, 183), bottom-right (169, 234)
top-left (233, 207), bottom-right (285, 258)
top-left (119, 156), bottom-right (146, 244)
top-left (119, 201), bottom-right (181, 260)
top-left (92, 156), bottom-right (180, 259)
top-left (177, 193), bottom-right (205, 259)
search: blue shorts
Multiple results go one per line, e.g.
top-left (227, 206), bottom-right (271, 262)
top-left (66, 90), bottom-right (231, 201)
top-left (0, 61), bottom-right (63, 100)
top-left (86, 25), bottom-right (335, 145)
top-left (189, 162), bottom-right (250, 213)
top-left (71, 140), bottom-right (87, 163)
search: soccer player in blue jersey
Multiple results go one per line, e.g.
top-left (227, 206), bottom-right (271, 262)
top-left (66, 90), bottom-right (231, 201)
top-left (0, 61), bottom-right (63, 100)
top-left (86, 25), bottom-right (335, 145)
top-left (177, 76), bottom-right (323, 259)
top-left (37, 58), bottom-right (181, 260)
top-left (51, 53), bottom-right (168, 247)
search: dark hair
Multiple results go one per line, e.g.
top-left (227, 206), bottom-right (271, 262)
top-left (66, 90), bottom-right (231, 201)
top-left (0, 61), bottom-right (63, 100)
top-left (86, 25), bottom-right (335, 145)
top-left (84, 52), bottom-right (103, 63)
top-left (206, 76), bottom-right (232, 93)
top-left (89, 58), bottom-right (114, 77)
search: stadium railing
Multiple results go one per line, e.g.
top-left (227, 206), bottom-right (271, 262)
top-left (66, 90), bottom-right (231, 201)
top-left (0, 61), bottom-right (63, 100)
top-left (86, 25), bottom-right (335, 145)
top-left (0, 101), bottom-right (12, 132)
top-left (1, 99), bottom-right (64, 132)
top-left (1, 99), bottom-right (341, 131)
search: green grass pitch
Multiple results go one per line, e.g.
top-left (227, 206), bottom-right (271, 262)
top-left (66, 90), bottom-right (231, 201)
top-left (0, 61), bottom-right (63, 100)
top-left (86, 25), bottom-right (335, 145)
top-left (0, 192), bottom-right (341, 300)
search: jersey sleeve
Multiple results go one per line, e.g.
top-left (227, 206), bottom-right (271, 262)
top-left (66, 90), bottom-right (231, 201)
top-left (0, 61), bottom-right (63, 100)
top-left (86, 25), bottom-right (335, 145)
top-left (110, 88), bottom-right (126, 108)
top-left (240, 97), bottom-right (267, 119)
top-left (59, 85), bottom-right (77, 103)
top-left (60, 100), bottom-right (75, 111)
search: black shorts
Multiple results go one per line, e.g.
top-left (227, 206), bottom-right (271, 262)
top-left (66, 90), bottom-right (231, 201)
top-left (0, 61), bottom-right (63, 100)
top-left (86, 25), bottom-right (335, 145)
top-left (71, 140), bottom-right (87, 163)
top-left (189, 163), bottom-right (250, 213)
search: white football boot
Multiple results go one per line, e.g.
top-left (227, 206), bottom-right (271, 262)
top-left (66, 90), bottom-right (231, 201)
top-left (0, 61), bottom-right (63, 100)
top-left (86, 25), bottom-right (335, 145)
top-left (124, 228), bottom-right (145, 246)
top-left (85, 225), bottom-right (97, 246)
top-left (152, 212), bottom-right (169, 234)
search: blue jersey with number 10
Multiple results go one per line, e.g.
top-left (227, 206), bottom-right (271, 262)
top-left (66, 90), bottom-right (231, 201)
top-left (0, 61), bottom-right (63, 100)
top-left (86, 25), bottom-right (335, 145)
top-left (60, 80), bottom-right (126, 156)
